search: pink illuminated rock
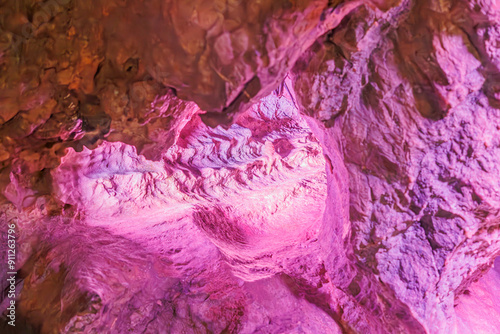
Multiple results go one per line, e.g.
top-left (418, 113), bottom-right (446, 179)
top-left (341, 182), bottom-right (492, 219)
top-left (1, 0), bottom-right (500, 333)
top-left (293, 0), bottom-right (500, 332)
top-left (455, 257), bottom-right (500, 333)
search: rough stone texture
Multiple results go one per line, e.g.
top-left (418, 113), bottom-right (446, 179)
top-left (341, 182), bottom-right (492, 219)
top-left (293, 0), bottom-right (500, 332)
top-left (1, 0), bottom-right (500, 333)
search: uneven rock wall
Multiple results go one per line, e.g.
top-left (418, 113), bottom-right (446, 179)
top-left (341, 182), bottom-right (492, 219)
top-left (294, 0), bottom-right (500, 332)
top-left (1, 0), bottom-right (500, 333)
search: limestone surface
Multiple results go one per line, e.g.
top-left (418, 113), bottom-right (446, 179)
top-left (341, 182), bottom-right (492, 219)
top-left (1, 0), bottom-right (500, 333)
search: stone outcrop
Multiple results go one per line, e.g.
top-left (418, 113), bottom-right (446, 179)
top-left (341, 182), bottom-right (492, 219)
top-left (1, 0), bottom-right (500, 333)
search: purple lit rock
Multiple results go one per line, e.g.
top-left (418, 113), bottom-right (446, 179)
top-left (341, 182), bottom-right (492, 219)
top-left (1, 0), bottom-right (500, 333)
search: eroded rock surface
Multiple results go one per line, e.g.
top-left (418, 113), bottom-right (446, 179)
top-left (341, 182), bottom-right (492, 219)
top-left (294, 0), bottom-right (500, 332)
top-left (1, 0), bottom-right (500, 333)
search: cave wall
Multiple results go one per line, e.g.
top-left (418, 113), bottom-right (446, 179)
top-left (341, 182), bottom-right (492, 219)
top-left (293, 1), bottom-right (500, 331)
top-left (1, 0), bottom-right (500, 333)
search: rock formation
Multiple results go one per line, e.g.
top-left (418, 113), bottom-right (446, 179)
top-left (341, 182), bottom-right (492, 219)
top-left (1, 0), bottom-right (499, 333)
